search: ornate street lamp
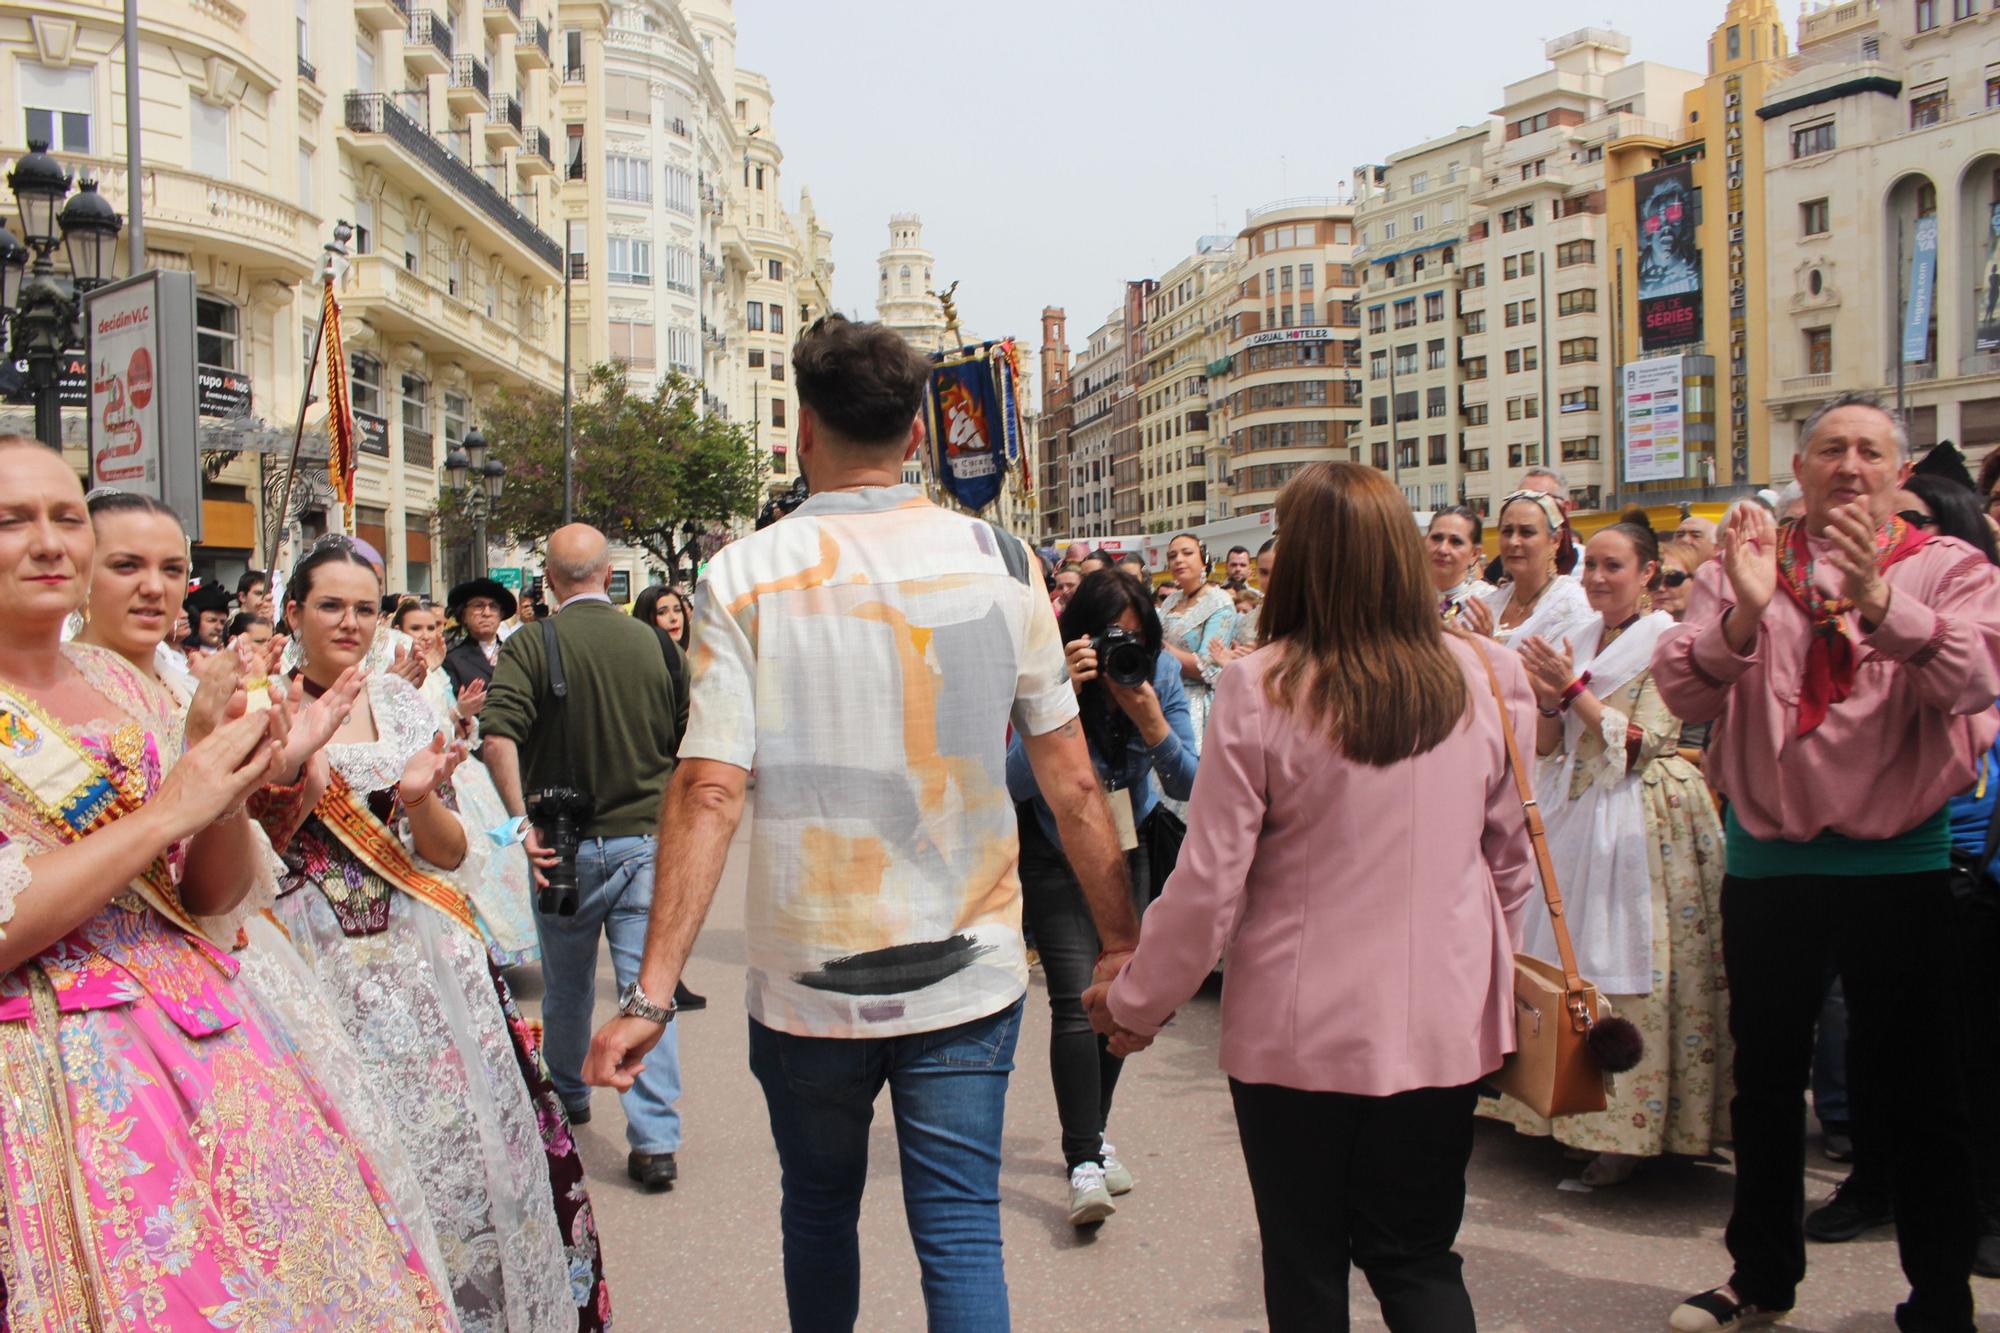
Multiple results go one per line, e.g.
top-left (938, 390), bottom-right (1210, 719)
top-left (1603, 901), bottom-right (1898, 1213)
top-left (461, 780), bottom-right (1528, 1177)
top-left (9, 141), bottom-right (70, 253)
top-left (58, 179), bottom-right (121, 290)
top-left (2, 142), bottom-right (120, 448)
top-left (444, 424), bottom-right (503, 578)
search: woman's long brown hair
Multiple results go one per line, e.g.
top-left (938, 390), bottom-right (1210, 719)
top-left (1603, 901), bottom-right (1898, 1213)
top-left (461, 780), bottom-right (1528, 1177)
top-left (1259, 462), bottom-right (1469, 766)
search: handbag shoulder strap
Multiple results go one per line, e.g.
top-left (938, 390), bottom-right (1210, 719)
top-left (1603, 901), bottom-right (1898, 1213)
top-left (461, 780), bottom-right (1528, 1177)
top-left (1467, 637), bottom-right (1589, 1001)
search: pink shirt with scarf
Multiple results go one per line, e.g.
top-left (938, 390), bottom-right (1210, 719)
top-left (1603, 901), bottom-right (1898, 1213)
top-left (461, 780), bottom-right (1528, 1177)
top-left (1651, 529), bottom-right (2000, 843)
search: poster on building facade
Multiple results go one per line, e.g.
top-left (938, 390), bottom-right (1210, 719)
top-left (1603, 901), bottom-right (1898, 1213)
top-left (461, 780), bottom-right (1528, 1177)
top-left (1622, 356), bottom-right (1686, 484)
top-left (1976, 204), bottom-right (2000, 355)
top-left (1904, 214), bottom-right (1939, 364)
top-left (1636, 163), bottom-right (1702, 350)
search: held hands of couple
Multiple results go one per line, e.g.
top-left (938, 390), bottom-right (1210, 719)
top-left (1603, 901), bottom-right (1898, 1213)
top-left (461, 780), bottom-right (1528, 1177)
top-left (1084, 949), bottom-right (1158, 1058)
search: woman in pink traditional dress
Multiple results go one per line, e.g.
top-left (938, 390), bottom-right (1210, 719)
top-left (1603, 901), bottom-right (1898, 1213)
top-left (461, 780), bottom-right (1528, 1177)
top-left (0, 440), bottom-right (455, 1330)
top-left (259, 539), bottom-right (610, 1333)
top-left (73, 488), bottom-right (453, 1286)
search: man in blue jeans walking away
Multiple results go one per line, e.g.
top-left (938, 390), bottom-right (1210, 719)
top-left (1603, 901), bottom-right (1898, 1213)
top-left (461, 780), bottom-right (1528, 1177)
top-left (583, 315), bottom-right (1141, 1331)
top-left (482, 523), bottom-right (689, 1191)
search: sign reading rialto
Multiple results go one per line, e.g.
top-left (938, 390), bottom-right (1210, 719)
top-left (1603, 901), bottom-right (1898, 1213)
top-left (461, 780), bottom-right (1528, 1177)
top-left (85, 271), bottom-right (203, 540)
top-left (1622, 356), bottom-right (1686, 484)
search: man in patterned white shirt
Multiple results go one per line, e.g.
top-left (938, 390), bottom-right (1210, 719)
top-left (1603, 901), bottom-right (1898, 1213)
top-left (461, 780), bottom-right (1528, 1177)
top-left (586, 315), bottom-right (1138, 1330)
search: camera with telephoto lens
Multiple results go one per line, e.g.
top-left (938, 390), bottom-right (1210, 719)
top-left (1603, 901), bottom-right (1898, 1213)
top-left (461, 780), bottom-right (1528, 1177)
top-left (528, 787), bottom-right (593, 915)
top-left (1092, 627), bottom-right (1153, 689)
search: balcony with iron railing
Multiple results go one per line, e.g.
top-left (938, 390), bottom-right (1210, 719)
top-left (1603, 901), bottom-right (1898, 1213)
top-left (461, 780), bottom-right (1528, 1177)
top-left (484, 0), bottom-right (522, 34)
top-left (517, 18), bottom-right (551, 67)
top-left (298, 54), bottom-right (317, 84)
top-left (342, 92), bottom-right (561, 271)
top-left (517, 126), bottom-right (553, 176)
top-left (485, 93), bottom-right (523, 146)
top-left (447, 56), bottom-right (489, 114)
top-left (405, 11), bottom-right (454, 75)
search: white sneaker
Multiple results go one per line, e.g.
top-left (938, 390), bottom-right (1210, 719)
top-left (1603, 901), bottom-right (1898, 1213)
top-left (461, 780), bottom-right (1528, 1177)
top-left (1067, 1161), bottom-right (1115, 1226)
top-left (1100, 1142), bottom-right (1134, 1196)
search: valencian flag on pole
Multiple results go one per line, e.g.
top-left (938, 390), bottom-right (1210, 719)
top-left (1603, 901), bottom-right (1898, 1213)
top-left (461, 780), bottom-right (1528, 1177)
top-left (922, 339), bottom-right (1027, 514)
top-left (319, 279), bottom-right (356, 529)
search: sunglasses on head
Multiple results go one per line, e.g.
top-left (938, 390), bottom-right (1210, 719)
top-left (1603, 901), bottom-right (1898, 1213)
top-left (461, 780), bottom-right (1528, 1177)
top-left (1662, 569), bottom-right (1692, 588)
top-left (1897, 509), bottom-right (1935, 530)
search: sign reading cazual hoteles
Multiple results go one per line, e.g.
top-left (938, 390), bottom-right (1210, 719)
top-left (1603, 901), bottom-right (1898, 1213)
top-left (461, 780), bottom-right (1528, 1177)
top-left (1242, 326), bottom-right (1334, 349)
top-left (84, 270), bottom-right (203, 541)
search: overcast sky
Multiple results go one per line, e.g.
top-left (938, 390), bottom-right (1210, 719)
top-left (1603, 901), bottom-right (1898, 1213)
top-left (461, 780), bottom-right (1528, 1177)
top-left (733, 0), bottom-right (1739, 379)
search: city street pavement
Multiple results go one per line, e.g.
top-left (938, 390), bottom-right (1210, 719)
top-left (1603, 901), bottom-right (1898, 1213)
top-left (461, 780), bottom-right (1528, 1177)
top-left (513, 820), bottom-right (2000, 1331)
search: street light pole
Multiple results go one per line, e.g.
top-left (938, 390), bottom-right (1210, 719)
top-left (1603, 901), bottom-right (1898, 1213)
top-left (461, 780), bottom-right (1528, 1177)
top-left (6, 142), bottom-right (123, 451)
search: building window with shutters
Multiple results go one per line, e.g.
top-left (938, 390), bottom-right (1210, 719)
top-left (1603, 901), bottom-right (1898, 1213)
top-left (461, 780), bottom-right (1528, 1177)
top-left (197, 298), bottom-right (239, 373)
top-left (1805, 326), bottom-right (1833, 375)
top-left (400, 373), bottom-right (431, 465)
top-left (20, 63), bottom-right (92, 153)
top-left (350, 354), bottom-right (383, 416)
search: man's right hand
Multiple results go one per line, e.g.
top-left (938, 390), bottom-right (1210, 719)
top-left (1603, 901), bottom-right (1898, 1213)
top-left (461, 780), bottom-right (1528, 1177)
top-left (585, 1013), bottom-right (667, 1090)
top-left (1722, 502), bottom-right (1778, 620)
top-left (523, 823), bottom-right (558, 890)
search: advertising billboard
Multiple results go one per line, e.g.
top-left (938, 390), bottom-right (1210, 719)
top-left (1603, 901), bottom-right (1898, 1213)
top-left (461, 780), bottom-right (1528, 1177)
top-left (1636, 163), bottom-right (1702, 351)
top-left (1622, 356), bottom-right (1686, 484)
top-left (84, 270), bottom-right (202, 539)
top-left (1979, 204), bottom-right (2000, 356)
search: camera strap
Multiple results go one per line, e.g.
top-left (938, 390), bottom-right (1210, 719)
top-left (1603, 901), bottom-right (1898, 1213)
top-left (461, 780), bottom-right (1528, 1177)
top-left (539, 617), bottom-right (584, 795)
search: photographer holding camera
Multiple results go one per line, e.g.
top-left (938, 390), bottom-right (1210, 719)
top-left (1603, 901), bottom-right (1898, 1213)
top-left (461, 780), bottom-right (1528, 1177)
top-left (481, 523), bottom-right (690, 1192)
top-left (1005, 567), bottom-right (1200, 1227)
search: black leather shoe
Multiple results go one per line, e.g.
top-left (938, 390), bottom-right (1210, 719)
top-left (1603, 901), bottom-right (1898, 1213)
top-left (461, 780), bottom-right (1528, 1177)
top-left (628, 1151), bottom-right (678, 1192)
top-left (1805, 1178), bottom-right (1893, 1242)
top-left (563, 1101), bottom-right (591, 1127)
top-left (673, 981), bottom-right (707, 1012)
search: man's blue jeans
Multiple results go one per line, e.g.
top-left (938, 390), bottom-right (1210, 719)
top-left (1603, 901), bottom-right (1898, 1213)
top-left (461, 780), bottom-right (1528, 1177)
top-left (534, 835), bottom-right (682, 1154)
top-left (748, 997), bottom-right (1022, 1333)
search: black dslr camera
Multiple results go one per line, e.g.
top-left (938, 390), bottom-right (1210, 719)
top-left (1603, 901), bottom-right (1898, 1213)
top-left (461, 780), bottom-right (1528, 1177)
top-left (528, 786), bottom-right (593, 915)
top-left (1092, 627), bottom-right (1154, 689)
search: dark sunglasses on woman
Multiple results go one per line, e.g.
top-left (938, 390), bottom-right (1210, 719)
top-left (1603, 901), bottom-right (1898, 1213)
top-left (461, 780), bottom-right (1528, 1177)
top-left (1898, 509), bottom-right (1936, 531)
top-left (1662, 569), bottom-right (1693, 588)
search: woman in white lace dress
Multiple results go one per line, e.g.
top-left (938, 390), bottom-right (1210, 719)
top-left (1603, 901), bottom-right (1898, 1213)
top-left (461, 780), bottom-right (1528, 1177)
top-left (1468, 490), bottom-right (1593, 649)
top-left (393, 597), bottom-right (540, 969)
top-left (258, 539), bottom-right (609, 1333)
top-left (73, 491), bottom-right (451, 1283)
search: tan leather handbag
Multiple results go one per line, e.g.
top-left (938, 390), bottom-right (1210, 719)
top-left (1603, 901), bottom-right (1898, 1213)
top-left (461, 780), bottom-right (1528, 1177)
top-left (1469, 639), bottom-right (1641, 1119)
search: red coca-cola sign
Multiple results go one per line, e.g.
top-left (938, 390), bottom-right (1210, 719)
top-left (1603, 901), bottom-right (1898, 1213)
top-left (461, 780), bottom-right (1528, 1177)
top-left (126, 346), bottom-right (153, 411)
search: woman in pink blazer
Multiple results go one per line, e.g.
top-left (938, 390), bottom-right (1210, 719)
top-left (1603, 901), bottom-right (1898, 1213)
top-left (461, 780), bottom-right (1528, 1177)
top-left (1091, 462), bottom-right (1539, 1333)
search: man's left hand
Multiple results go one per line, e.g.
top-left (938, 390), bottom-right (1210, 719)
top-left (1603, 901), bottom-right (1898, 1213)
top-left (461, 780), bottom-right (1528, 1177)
top-left (1825, 501), bottom-right (1893, 626)
top-left (585, 1014), bottom-right (667, 1090)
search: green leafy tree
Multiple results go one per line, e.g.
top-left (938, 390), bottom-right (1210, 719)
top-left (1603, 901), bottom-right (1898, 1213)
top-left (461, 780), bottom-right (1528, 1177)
top-left (441, 362), bottom-right (764, 576)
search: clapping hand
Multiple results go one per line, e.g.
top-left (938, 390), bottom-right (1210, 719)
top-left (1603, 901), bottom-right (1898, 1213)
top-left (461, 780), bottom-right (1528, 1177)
top-left (279, 665), bottom-right (366, 780)
top-left (1823, 501), bottom-right (1894, 625)
top-left (397, 733), bottom-right (468, 807)
top-left (151, 709), bottom-right (286, 841)
top-left (1517, 634), bottom-right (1576, 709)
top-left (1457, 595), bottom-right (1496, 639)
top-left (1721, 501), bottom-right (1778, 619)
top-left (454, 677), bottom-right (488, 719)
top-left (389, 643), bottom-right (427, 688)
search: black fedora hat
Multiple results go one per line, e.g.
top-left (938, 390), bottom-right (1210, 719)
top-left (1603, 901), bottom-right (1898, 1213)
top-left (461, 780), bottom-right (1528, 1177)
top-left (447, 576), bottom-right (518, 621)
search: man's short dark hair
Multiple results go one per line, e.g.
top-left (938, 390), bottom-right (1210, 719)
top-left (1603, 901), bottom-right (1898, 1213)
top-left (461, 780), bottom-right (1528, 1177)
top-left (237, 569), bottom-right (267, 597)
top-left (792, 314), bottom-right (931, 448)
top-left (1227, 546), bottom-right (1251, 559)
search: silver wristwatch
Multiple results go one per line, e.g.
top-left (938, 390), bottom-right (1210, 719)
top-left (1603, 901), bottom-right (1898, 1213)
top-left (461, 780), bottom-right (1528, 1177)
top-left (618, 980), bottom-right (676, 1025)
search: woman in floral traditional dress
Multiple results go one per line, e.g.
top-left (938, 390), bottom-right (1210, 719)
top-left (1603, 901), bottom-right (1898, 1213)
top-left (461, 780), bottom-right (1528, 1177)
top-left (1484, 515), bottom-right (1732, 1186)
top-left (1154, 533), bottom-right (1235, 815)
top-left (259, 537), bottom-right (609, 1333)
top-left (74, 488), bottom-right (452, 1284)
top-left (0, 441), bottom-right (455, 1330)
